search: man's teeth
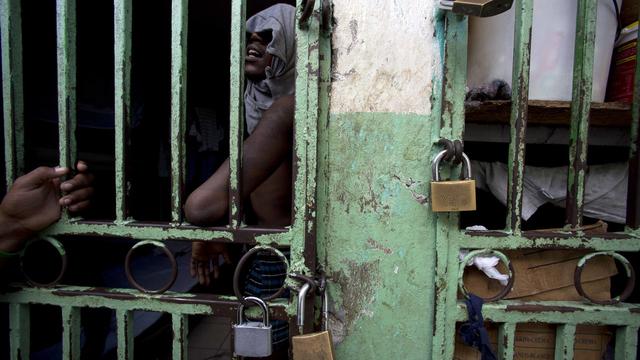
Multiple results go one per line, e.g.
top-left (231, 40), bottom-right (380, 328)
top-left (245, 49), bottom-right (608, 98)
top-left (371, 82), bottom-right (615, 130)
top-left (248, 49), bottom-right (260, 57)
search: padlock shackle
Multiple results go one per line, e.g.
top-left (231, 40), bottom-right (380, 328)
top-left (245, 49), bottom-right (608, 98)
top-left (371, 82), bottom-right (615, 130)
top-left (237, 296), bottom-right (270, 326)
top-left (297, 283), bottom-right (313, 334)
top-left (432, 149), bottom-right (472, 182)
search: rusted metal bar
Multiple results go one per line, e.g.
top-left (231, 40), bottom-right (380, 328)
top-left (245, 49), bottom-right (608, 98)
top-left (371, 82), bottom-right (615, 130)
top-left (171, 313), bottom-right (188, 360)
top-left (114, 0), bottom-right (133, 222)
top-left (8, 303), bottom-right (29, 360)
top-left (505, 0), bottom-right (533, 234)
top-left (169, 0), bottom-right (188, 223)
top-left (461, 232), bottom-right (640, 252)
top-left (62, 306), bottom-right (81, 360)
top-left (0, 0), bottom-right (24, 188)
top-left (615, 326), bottom-right (639, 360)
top-left (56, 0), bottom-right (77, 170)
top-left (565, 0), bottom-right (598, 228)
top-left (497, 322), bottom-right (516, 360)
top-left (626, 14), bottom-right (640, 229)
top-left (116, 310), bottom-right (134, 359)
top-left (554, 324), bottom-right (576, 360)
top-left (228, 0), bottom-right (247, 228)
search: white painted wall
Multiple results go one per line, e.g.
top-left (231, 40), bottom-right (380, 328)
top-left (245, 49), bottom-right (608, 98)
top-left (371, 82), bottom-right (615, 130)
top-left (330, 0), bottom-right (438, 115)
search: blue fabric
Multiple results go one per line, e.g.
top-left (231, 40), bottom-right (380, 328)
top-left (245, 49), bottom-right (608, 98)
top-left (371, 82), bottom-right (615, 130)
top-left (459, 294), bottom-right (497, 360)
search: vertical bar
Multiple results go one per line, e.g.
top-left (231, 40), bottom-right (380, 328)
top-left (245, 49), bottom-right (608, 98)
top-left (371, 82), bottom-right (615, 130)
top-left (432, 12), bottom-right (468, 360)
top-left (565, 0), bottom-right (598, 228)
top-left (625, 12), bottom-right (640, 229)
top-left (228, 0), bottom-right (246, 228)
top-left (8, 304), bottom-right (30, 360)
top-left (116, 310), bottom-right (134, 360)
top-left (171, 313), bottom-right (188, 360)
top-left (56, 0), bottom-right (77, 169)
top-left (497, 323), bottom-right (516, 360)
top-left (554, 324), bottom-right (576, 360)
top-left (170, 0), bottom-right (188, 223)
top-left (615, 326), bottom-right (639, 360)
top-left (505, 0), bottom-right (533, 234)
top-left (114, 0), bottom-right (132, 222)
top-left (61, 306), bottom-right (81, 360)
top-left (0, 0), bottom-right (24, 188)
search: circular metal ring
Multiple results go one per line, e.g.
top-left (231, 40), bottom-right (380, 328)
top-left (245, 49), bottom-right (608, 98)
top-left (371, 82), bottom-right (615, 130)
top-left (289, 272), bottom-right (317, 293)
top-left (574, 252), bottom-right (635, 305)
top-left (233, 245), bottom-right (289, 303)
top-left (298, 0), bottom-right (316, 28)
top-left (458, 249), bottom-right (515, 302)
top-left (20, 236), bottom-right (68, 287)
top-left (125, 240), bottom-right (178, 294)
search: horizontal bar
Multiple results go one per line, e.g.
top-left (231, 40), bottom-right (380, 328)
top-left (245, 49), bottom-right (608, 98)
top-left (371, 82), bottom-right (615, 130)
top-left (116, 310), bottom-right (134, 360)
top-left (0, 286), bottom-right (291, 319)
top-left (497, 322), bottom-right (515, 360)
top-left (114, 0), bottom-right (132, 222)
top-left (455, 301), bottom-right (640, 326)
top-left (42, 220), bottom-right (291, 243)
top-left (170, 0), bottom-right (188, 223)
top-left (9, 303), bottom-right (29, 360)
top-left (554, 324), bottom-right (576, 360)
top-left (56, 0), bottom-right (77, 170)
top-left (0, 0), bottom-right (24, 188)
top-left (461, 232), bottom-right (640, 252)
top-left (62, 306), bottom-right (81, 360)
top-left (172, 314), bottom-right (188, 360)
top-left (615, 326), bottom-right (639, 360)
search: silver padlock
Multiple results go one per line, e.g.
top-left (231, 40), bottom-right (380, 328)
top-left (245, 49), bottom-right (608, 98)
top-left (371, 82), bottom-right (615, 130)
top-left (233, 296), bottom-right (272, 357)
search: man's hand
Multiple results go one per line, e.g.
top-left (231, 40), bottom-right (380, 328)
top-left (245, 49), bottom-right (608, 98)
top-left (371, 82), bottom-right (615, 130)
top-left (0, 162), bottom-right (94, 252)
top-left (190, 242), bottom-right (232, 286)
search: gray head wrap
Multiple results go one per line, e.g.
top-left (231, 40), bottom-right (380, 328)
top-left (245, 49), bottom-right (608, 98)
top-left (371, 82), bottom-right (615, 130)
top-left (244, 4), bottom-right (296, 134)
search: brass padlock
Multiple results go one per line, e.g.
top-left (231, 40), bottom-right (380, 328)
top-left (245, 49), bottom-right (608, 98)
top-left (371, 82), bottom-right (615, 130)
top-left (431, 150), bottom-right (476, 212)
top-left (292, 283), bottom-right (336, 360)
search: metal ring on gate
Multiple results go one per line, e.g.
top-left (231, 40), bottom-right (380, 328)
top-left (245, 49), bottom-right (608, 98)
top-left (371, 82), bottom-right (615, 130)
top-left (125, 240), bottom-right (178, 294)
top-left (20, 236), bottom-right (68, 287)
top-left (458, 249), bottom-right (515, 302)
top-left (574, 252), bottom-right (635, 305)
top-left (233, 245), bottom-right (289, 303)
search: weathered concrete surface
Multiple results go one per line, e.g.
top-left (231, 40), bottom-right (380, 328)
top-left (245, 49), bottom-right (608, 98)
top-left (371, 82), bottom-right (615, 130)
top-left (330, 0), bottom-right (437, 114)
top-left (318, 113), bottom-right (437, 359)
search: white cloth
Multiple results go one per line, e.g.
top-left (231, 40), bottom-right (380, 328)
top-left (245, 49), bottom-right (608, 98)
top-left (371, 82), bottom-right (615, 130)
top-left (461, 226), bottom-right (510, 286)
top-left (473, 161), bottom-right (628, 223)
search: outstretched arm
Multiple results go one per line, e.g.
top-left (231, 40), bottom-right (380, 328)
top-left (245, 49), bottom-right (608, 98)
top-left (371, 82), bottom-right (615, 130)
top-left (184, 95), bottom-right (294, 225)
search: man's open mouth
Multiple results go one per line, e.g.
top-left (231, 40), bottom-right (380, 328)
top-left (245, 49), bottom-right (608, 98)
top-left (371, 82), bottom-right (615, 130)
top-left (247, 45), bottom-right (263, 59)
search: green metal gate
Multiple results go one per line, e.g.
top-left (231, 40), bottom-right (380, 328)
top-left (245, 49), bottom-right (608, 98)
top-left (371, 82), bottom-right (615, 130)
top-left (432, 1), bottom-right (640, 359)
top-left (0, 0), bottom-right (330, 358)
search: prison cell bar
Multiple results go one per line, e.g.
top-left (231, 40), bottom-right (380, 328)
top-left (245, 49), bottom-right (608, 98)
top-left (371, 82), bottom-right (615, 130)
top-left (505, 0), bottom-right (533, 235)
top-left (432, 11), bottom-right (468, 360)
top-left (566, 0), bottom-right (598, 228)
top-left (170, 0), bottom-right (188, 224)
top-left (56, 0), bottom-right (77, 171)
top-left (228, 0), bottom-right (247, 228)
top-left (62, 306), bottom-right (81, 360)
top-left (0, 0), bottom-right (24, 188)
top-left (626, 11), bottom-right (640, 229)
top-left (114, 0), bottom-right (132, 222)
top-left (116, 310), bottom-right (134, 359)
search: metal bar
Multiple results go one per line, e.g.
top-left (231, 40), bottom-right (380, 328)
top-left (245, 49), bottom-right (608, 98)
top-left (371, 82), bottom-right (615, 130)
top-left (0, 0), bottom-right (24, 187)
top-left (116, 310), bottom-right (134, 360)
top-left (171, 313), bottom-right (188, 360)
top-left (460, 232), bottom-right (640, 252)
top-left (554, 324), bottom-right (576, 360)
top-left (505, 0), bottom-right (533, 234)
top-left (565, 0), bottom-right (598, 228)
top-left (432, 12), bottom-right (468, 360)
top-left (61, 306), bottom-right (81, 360)
top-left (8, 303), bottom-right (30, 360)
top-left (615, 326), bottom-right (639, 360)
top-left (228, 0), bottom-right (246, 228)
top-left (42, 221), bottom-right (292, 243)
top-left (114, 0), bottom-right (133, 222)
top-left (0, 286), bottom-right (292, 319)
top-left (497, 322), bottom-right (516, 360)
top-left (169, 0), bottom-right (188, 223)
top-left (626, 13), bottom-right (640, 229)
top-left (56, 0), bottom-right (77, 170)
top-left (455, 301), bottom-right (640, 325)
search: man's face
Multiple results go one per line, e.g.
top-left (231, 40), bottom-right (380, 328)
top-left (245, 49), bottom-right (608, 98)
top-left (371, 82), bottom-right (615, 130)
top-left (245, 31), bottom-right (273, 80)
